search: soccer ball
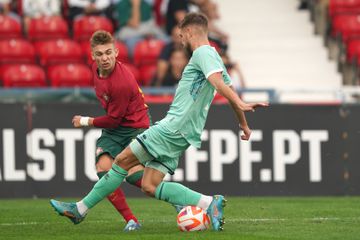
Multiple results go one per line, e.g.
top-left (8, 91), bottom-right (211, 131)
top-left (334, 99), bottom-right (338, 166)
top-left (177, 206), bottom-right (210, 232)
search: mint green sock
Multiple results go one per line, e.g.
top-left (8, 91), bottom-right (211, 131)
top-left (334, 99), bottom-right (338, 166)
top-left (155, 182), bottom-right (201, 206)
top-left (96, 171), bottom-right (107, 179)
top-left (83, 164), bottom-right (127, 209)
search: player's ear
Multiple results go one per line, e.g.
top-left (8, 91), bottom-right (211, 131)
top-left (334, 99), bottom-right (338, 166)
top-left (91, 51), bottom-right (95, 61)
top-left (185, 27), bottom-right (192, 37)
top-left (114, 46), bottom-right (119, 58)
top-left (188, 26), bottom-right (196, 39)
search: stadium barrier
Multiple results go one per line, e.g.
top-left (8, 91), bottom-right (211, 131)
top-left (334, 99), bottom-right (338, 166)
top-left (0, 102), bottom-right (358, 198)
top-left (2, 87), bottom-right (360, 104)
top-left (0, 87), bottom-right (277, 103)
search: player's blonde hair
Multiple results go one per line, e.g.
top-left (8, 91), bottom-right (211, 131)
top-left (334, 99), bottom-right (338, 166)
top-left (90, 30), bottom-right (115, 48)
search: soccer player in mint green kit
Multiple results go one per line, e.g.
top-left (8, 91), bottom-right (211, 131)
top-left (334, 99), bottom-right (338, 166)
top-left (50, 13), bottom-right (268, 231)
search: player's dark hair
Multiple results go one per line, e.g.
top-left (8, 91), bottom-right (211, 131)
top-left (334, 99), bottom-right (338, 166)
top-left (178, 12), bottom-right (208, 31)
top-left (90, 30), bottom-right (114, 48)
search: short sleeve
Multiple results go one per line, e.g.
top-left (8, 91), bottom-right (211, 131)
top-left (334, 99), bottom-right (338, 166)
top-left (222, 69), bottom-right (232, 86)
top-left (193, 47), bottom-right (224, 79)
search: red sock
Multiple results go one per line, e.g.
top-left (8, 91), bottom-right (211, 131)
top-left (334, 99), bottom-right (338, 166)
top-left (126, 170), bottom-right (143, 188)
top-left (134, 179), bottom-right (142, 188)
top-left (107, 187), bottom-right (138, 223)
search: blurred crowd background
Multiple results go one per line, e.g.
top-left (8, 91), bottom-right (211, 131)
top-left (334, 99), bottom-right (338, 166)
top-left (0, 0), bottom-right (245, 90)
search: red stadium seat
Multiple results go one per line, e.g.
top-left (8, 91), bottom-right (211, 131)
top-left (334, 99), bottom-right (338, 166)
top-left (133, 39), bottom-right (165, 66)
top-left (213, 93), bottom-right (227, 104)
top-left (81, 41), bottom-right (129, 65)
top-left (115, 41), bottom-right (130, 63)
top-left (331, 14), bottom-right (360, 43)
top-left (329, 0), bottom-right (360, 19)
top-left (123, 63), bottom-right (140, 83)
top-left (139, 64), bottom-right (157, 86)
top-left (0, 39), bottom-right (36, 64)
top-left (62, 0), bottom-right (69, 19)
top-left (347, 39), bottom-right (360, 64)
top-left (2, 64), bottom-right (46, 87)
top-left (48, 63), bottom-right (93, 87)
top-left (154, 0), bottom-right (165, 26)
top-left (27, 16), bottom-right (69, 41)
top-left (209, 40), bottom-right (221, 53)
top-left (17, 0), bottom-right (23, 16)
top-left (73, 16), bottom-right (114, 41)
top-left (0, 64), bottom-right (9, 80)
top-left (0, 15), bottom-right (22, 39)
top-left (80, 42), bottom-right (93, 66)
top-left (35, 39), bottom-right (84, 67)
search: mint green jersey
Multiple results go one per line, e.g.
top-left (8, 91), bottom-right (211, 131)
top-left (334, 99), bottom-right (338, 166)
top-left (160, 45), bottom-right (232, 148)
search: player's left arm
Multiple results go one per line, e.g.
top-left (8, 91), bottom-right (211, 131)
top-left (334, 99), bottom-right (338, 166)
top-left (207, 72), bottom-right (268, 140)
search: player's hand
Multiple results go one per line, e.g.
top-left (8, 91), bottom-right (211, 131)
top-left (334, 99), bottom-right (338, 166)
top-left (240, 125), bottom-right (251, 141)
top-left (72, 115), bottom-right (82, 128)
top-left (241, 102), bottom-right (269, 112)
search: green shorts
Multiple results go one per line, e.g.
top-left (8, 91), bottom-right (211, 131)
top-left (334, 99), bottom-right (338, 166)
top-left (96, 126), bottom-right (147, 163)
top-left (129, 123), bottom-right (190, 175)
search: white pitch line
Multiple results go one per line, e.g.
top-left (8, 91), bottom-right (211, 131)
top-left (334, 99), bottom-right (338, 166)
top-left (0, 220), bottom-right (109, 226)
top-left (0, 222), bottom-right (43, 226)
top-left (236, 218), bottom-right (286, 222)
top-left (1, 217), bottom-right (360, 226)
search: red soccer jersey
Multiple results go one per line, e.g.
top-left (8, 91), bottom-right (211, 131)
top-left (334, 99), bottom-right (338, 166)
top-left (92, 61), bottom-right (150, 129)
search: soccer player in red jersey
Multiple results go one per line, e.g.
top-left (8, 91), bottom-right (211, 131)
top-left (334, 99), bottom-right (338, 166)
top-left (71, 30), bottom-right (149, 231)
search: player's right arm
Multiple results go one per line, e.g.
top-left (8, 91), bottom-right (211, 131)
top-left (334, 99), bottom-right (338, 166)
top-left (71, 87), bottom-right (130, 129)
top-left (207, 72), bottom-right (268, 140)
top-left (71, 84), bottom-right (130, 128)
top-left (72, 83), bottom-right (146, 129)
top-left (207, 72), bottom-right (267, 112)
top-left (72, 115), bottom-right (94, 128)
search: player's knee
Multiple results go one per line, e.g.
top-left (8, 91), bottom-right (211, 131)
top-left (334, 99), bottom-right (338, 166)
top-left (96, 154), bottom-right (113, 172)
top-left (113, 154), bottom-right (124, 165)
top-left (113, 150), bottom-right (129, 166)
top-left (114, 147), bottom-right (139, 171)
top-left (113, 154), bottom-right (132, 171)
top-left (141, 182), bottom-right (156, 197)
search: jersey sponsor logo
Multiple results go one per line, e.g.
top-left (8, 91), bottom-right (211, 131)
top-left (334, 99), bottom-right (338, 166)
top-left (190, 72), bottom-right (206, 101)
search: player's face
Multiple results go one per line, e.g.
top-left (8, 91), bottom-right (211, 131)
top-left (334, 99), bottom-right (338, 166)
top-left (171, 27), bottom-right (182, 45)
top-left (179, 27), bottom-right (192, 54)
top-left (92, 43), bottom-right (119, 72)
top-left (179, 28), bottom-right (191, 48)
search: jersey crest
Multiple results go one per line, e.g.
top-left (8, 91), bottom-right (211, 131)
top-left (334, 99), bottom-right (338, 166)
top-left (102, 93), bottom-right (109, 102)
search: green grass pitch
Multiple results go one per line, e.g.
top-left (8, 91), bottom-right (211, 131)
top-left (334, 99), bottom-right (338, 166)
top-left (1, 197), bottom-right (360, 240)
